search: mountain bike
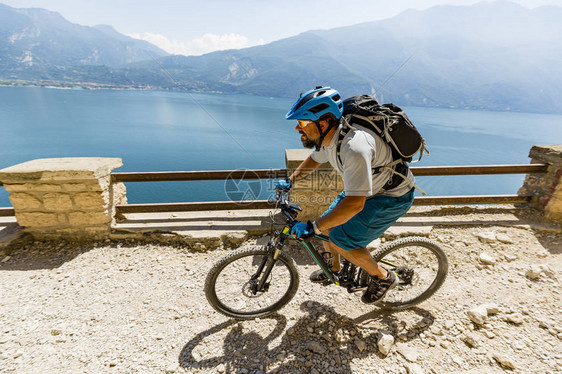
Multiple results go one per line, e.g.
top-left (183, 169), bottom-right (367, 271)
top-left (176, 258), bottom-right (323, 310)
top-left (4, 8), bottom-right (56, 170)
top-left (204, 190), bottom-right (448, 320)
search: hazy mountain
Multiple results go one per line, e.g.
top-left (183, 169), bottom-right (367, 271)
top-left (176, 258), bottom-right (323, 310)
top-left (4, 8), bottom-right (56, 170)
top-left (0, 3), bottom-right (168, 76)
top-left (129, 1), bottom-right (560, 113)
top-left (1, 1), bottom-right (561, 114)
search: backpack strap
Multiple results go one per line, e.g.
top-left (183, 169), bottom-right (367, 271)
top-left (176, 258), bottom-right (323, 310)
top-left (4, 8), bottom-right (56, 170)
top-left (375, 160), bottom-right (427, 196)
top-left (336, 118), bottom-right (353, 168)
top-left (337, 117), bottom-right (427, 196)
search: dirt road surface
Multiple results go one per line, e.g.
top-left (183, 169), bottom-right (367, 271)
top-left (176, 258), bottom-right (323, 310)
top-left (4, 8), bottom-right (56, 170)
top-left (1, 207), bottom-right (561, 374)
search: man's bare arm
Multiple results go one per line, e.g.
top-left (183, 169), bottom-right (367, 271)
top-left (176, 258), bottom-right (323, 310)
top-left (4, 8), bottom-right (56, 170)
top-left (315, 195), bottom-right (366, 232)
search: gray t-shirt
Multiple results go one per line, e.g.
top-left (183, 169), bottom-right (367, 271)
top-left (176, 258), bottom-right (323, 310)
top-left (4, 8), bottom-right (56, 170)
top-left (310, 124), bottom-right (414, 197)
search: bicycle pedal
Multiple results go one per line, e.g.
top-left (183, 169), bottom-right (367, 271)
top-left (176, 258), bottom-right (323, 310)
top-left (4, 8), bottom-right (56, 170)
top-left (347, 286), bottom-right (367, 293)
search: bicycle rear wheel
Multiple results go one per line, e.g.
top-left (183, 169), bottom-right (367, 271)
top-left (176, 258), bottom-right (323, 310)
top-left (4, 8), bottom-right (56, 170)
top-left (204, 246), bottom-right (299, 320)
top-left (372, 237), bottom-right (448, 311)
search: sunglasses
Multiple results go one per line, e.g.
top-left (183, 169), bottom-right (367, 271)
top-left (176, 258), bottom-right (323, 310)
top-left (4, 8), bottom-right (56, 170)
top-left (297, 120), bottom-right (314, 128)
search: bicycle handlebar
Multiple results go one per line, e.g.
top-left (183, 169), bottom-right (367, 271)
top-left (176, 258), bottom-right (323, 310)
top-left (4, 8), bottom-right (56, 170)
top-left (274, 189), bottom-right (320, 240)
top-left (275, 189), bottom-right (301, 226)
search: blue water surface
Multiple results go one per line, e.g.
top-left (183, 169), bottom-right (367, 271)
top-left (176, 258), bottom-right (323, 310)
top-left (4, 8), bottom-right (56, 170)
top-left (1, 86), bottom-right (561, 206)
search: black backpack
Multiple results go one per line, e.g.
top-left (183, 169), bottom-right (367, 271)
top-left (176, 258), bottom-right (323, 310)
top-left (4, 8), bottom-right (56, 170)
top-left (336, 95), bottom-right (429, 192)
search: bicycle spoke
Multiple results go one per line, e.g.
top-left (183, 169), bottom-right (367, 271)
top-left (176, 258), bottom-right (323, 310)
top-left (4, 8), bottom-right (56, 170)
top-left (372, 237), bottom-right (448, 310)
top-left (208, 249), bottom-right (297, 317)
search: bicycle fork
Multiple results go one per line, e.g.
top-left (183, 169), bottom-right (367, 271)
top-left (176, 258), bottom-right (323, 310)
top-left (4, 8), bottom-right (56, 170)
top-left (250, 235), bottom-right (287, 294)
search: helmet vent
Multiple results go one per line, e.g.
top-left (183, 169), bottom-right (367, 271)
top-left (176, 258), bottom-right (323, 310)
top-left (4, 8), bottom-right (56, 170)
top-left (294, 91), bottom-right (319, 111)
top-left (309, 103), bottom-right (330, 113)
top-left (332, 94), bottom-right (341, 102)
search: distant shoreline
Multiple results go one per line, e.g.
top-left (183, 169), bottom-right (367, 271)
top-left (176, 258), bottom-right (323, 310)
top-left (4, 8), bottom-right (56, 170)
top-left (0, 80), bottom-right (158, 91)
top-left (0, 80), bottom-right (231, 97)
top-left (2, 81), bottom-right (561, 116)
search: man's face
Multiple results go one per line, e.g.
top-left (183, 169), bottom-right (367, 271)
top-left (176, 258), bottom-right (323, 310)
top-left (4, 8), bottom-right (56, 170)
top-left (295, 120), bottom-right (320, 149)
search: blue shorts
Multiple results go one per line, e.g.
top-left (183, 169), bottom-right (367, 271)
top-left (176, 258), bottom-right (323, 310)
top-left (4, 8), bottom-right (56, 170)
top-left (323, 190), bottom-right (414, 251)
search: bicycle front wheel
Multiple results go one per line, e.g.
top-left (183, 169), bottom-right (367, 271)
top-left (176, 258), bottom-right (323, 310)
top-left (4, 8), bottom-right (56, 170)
top-left (204, 246), bottom-right (299, 320)
top-left (372, 237), bottom-right (448, 311)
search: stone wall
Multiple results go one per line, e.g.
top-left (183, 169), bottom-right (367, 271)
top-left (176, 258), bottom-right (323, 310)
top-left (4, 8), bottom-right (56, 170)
top-left (285, 149), bottom-right (343, 221)
top-left (0, 158), bottom-right (125, 239)
top-left (1, 146), bottom-right (560, 241)
top-left (288, 145), bottom-right (562, 225)
top-left (518, 145), bottom-right (562, 223)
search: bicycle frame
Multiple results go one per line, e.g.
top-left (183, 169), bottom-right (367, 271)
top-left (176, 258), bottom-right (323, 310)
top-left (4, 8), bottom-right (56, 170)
top-left (256, 190), bottom-right (399, 293)
top-left (280, 228), bottom-right (340, 284)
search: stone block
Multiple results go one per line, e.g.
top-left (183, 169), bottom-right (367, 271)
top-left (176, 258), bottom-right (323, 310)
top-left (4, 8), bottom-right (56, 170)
top-left (316, 169), bottom-right (342, 192)
top-left (16, 212), bottom-right (59, 227)
top-left (285, 149), bottom-right (342, 221)
top-left (293, 177), bottom-right (314, 190)
top-left (545, 183), bottom-right (562, 221)
top-left (98, 175), bottom-right (111, 191)
top-left (111, 182), bottom-right (128, 205)
top-left (3, 184), bottom-right (26, 193)
top-left (43, 193), bottom-right (73, 211)
top-left (0, 158), bottom-right (123, 239)
top-left (293, 204), bottom-right (321, 221)
top-left (4, 183), bottom-right (63, 193)
top-left (85, 226), bottom-right (110, 234)
top-left (68, 211), bottom-right (109, 226)
top-left (55, 228), bottom-right (81, 235)
top-left (61, 183), bottom-right (89, 192)
top-left (529, 144), bottom-right (562, 165)
top-left (285, 149), bottom-right (313, 170)
top-left (9, 193), bottom-right (43, 210)
top-left (0, 158), bottom-right (123, 183)
top-left (73, 192), bottom-right (105, 210)
top-left (60, 182), bottom-right (103, 192)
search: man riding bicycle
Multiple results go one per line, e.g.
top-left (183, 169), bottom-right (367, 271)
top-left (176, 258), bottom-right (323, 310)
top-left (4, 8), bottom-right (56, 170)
top-left (276, 86), bottom-right (416, 304)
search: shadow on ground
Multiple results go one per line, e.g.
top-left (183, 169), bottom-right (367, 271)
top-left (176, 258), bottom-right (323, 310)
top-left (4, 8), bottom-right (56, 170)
top-left (0, 235), bottom-right (191, 271)
top-left (179, 301), bottom-right (434, 374)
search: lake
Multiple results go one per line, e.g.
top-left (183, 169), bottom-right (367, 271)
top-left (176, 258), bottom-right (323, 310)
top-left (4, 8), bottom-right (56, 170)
top-left (1, 86), bottom-right (561, 207)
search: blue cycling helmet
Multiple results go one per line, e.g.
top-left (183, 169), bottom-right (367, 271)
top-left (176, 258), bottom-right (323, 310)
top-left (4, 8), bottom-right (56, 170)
top-left (286, 86), bottom-right (343, 121)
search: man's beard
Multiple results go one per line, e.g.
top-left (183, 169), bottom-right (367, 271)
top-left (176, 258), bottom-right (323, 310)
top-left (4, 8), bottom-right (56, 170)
top-left (300, 133), bottom-right (318, 149)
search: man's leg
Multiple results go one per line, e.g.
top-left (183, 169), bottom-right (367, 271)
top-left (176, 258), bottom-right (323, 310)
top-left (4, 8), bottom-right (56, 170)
top-left (328, 240), bottom-right (387, 278)
top-left (314, 191), bottom-right (346, 276)
top-left (321, 229), bottom-right (341, 271)
top-left (329, 239), bottom-right (397, 303)
top-left (323, 190), bottom-right (414, 301)
top-left (309, 228), bottom-right (343, 283)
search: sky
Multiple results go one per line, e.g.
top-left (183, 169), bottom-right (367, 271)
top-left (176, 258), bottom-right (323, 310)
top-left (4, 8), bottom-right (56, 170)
top-left (1, 0), bottom-right (560, 56)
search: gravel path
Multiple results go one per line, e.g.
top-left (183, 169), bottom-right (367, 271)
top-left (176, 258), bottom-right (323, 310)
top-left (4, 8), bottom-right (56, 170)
top-left (1, 211), bottom-right (561, 374)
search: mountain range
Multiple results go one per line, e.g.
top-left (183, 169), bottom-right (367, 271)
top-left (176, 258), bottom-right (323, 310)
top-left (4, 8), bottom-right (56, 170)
top-left (1, 1), bottom-right (561, 114)
top-left (0, 3), bottom-right (168, 77)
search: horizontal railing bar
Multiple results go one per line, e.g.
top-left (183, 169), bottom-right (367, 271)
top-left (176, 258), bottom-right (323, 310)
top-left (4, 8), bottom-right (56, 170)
top-left (110, 164), bottom-right (547, 183)
top-left (116, 200), bottom-right (276, 213)
top-left (111, 169), bottom-right (288, 183)
top-left (0, 207), bottom-right (15, 217)
top-left (117, 194), bottom-right (532, 214)
top-left (412, 194), bottom-right (532, 205)
top-left (410, 164), bottom-right (548, 176)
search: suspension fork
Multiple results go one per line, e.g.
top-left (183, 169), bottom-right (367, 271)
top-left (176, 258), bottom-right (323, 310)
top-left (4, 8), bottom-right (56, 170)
top-left (252, 231), bottom-right (288, 292)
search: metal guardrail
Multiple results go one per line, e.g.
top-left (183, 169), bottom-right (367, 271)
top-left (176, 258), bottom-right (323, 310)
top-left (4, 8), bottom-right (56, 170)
top-left (111, 164), bottom-right (548, 214)
top-left (0, 207), bottom-right (15, 217)
top-left (110, 164), bottom-right (548, 182)
top-left (409, 164), bottom-right (548, 176)
top-left (111, 169), bottom-right (287, 183)
top-left (0, 164), bottom-right (549, 216)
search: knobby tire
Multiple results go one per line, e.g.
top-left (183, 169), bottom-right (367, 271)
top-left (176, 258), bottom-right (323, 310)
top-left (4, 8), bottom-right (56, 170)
top-left (372, 236), bottom-right (448, 311)
top-left (204, 246), bottom-right (300, 320)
